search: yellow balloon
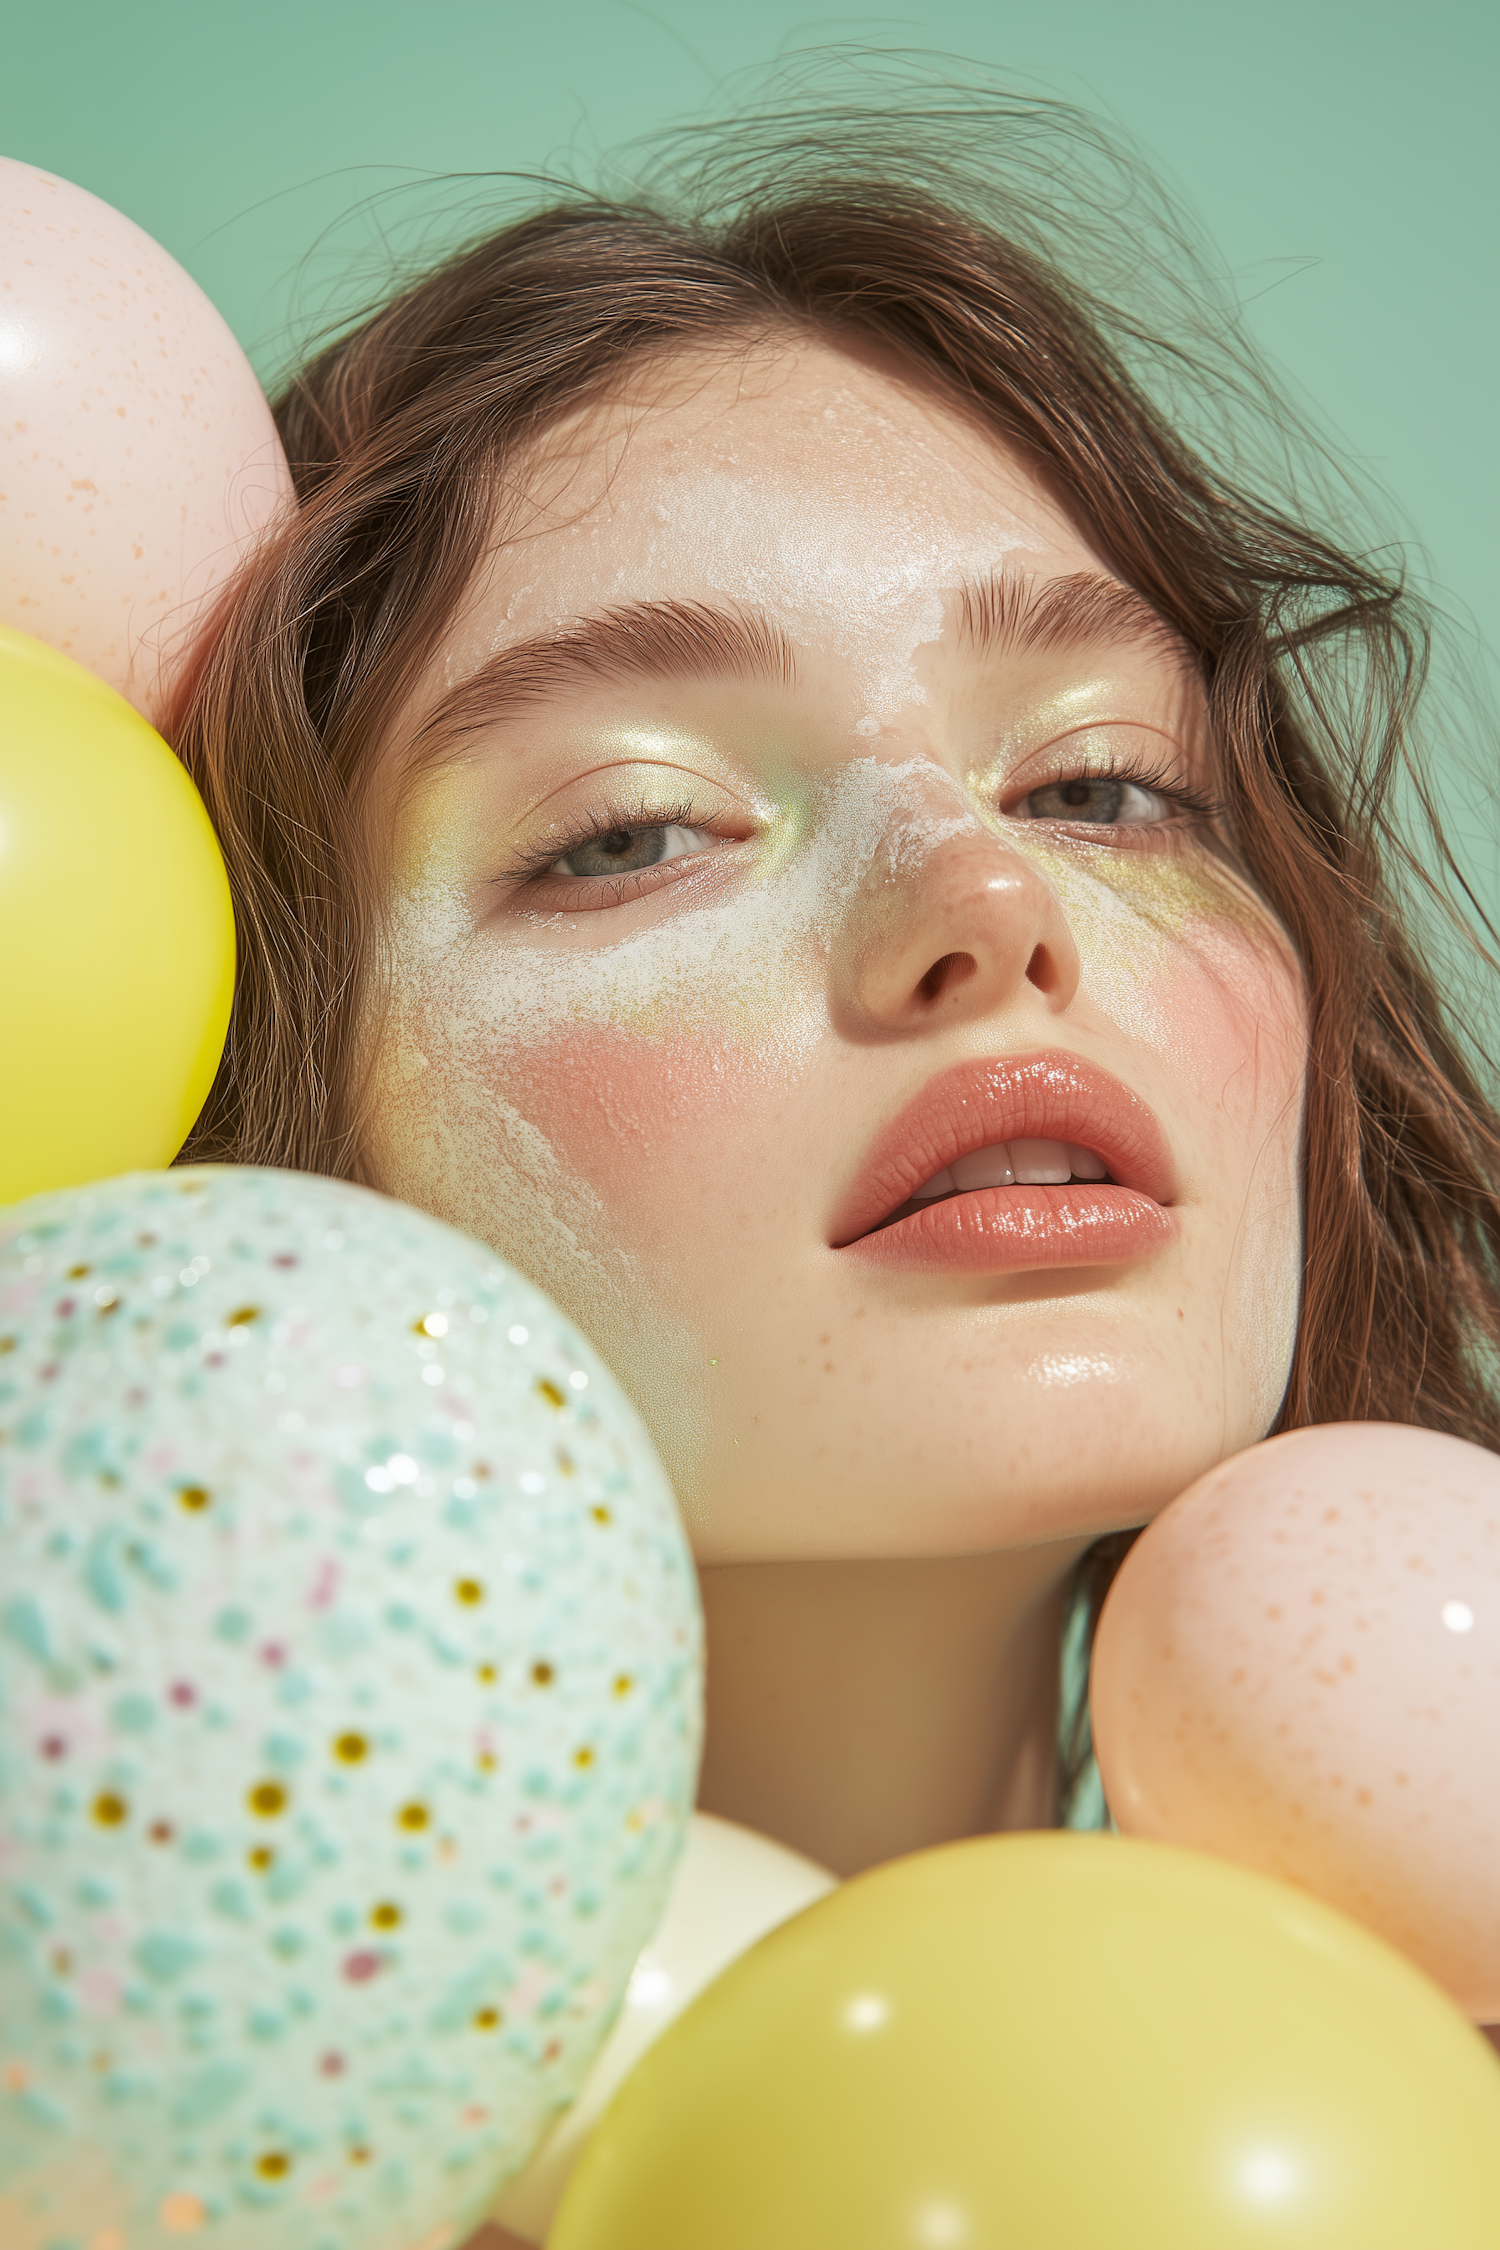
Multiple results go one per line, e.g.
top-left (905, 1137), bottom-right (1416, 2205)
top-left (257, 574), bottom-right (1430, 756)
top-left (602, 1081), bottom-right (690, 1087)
top-left (551, 1832), bottom-right (1500, 2250)
top-left (0, 626), bottom-right (233, 1202)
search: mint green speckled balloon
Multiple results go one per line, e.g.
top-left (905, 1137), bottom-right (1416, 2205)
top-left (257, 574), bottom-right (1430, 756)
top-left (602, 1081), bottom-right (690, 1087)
top-left (0, 1167), bottom-right (702, 2250)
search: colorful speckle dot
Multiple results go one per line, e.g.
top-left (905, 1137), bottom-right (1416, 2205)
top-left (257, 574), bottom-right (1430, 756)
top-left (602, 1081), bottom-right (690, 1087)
top-left (159, 2190), bottom-right (206, 2232)
top-left (0, 1164), bottom-right (699, 2247)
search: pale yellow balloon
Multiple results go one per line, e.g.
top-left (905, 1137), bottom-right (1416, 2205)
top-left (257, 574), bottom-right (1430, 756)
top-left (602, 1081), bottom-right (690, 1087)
top-left (1091, 1423), bottom-right (1500, 2017)
top-left (550, 1832), bottom-right (1500, 2250)
top-left (0, 627), bottom-right (234, 1202)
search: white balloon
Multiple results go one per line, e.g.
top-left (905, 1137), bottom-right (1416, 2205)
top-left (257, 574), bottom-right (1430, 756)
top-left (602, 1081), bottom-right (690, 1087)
top-left (491, 1814), bottom-right (836, 2241)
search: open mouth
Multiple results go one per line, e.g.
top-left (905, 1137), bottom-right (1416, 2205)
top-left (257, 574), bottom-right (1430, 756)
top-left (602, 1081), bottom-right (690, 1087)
top-left (831, 1053), bottom-right (1176, 1272)
top-left (873, 1136), bottom-right (1111, 1232)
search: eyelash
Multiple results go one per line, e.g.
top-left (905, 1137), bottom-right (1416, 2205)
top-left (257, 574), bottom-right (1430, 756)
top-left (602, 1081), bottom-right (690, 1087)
top-left (499, 750), bottom-right (1220, 900)
top-left (1016, 751), bottom-right (1221, 827)
top-left (497, 796), bottom-right (714, 886)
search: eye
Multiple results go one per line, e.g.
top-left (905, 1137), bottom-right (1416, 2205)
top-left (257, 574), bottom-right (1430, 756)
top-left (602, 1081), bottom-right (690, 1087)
top-left (551, 822), bottom-right (716, 879)
top-left (1017, 775), bottom-right (1175, 826)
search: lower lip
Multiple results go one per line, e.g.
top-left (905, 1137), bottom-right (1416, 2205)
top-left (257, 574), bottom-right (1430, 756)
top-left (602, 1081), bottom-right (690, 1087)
top-left (839, 1185), bottom-right (1175, 1273)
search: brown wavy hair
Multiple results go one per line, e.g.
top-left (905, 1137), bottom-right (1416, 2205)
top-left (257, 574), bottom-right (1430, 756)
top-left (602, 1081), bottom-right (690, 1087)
top-left (166, 81), bottom-right (1500, 1791)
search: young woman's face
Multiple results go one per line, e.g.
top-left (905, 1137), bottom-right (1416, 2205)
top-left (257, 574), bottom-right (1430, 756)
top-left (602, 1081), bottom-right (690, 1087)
top-left (364, 341), bottom-right (1305, 1564)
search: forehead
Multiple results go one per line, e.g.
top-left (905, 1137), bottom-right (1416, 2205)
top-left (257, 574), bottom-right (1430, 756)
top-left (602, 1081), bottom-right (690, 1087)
top-left (437, 340), bottom-right (1109, 716)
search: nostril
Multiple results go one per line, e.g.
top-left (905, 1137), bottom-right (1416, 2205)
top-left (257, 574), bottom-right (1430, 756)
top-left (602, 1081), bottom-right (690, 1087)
top-left (1025, 944), bottom-right (1057, 995)
top-left (917, 952), bottom-right (977, 1005)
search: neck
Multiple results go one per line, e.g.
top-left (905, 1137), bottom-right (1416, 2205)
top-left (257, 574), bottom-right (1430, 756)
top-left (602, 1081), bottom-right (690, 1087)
top-left (694, 1539), bottom-right (1087, 1878)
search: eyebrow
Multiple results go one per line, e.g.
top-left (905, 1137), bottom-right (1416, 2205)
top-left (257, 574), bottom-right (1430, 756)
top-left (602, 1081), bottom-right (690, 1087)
top-left (404, 570), bottom-right (1195, 772)
top-left (406, 598), bottom-right (797, 770)
top-left (954, 569), bottom-right (1198, 672)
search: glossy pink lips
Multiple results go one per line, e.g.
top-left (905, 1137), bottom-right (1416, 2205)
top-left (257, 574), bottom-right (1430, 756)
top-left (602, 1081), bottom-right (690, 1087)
top-left (833, 1052), bottom-right (1176, 1274)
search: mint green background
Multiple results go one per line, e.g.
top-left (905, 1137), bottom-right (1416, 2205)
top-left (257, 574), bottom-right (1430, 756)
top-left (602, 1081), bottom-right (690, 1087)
top-left (4, 1), bottom-right (1496, 859)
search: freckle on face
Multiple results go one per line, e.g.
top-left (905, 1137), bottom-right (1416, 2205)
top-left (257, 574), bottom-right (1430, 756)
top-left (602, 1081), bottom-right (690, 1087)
top-left (364, 340), bottom-right (1307, 1563)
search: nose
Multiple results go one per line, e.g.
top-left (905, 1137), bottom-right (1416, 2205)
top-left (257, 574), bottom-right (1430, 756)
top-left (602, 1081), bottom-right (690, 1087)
top-left (828, 808), bottom-right (1081, 1041)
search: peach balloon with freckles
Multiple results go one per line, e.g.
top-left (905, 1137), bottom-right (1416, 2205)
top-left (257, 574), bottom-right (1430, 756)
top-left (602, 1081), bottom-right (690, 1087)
top-left (0, 160), bottom-right (292, 722)
top-left (1091, 1422), bottom-right (1500, 2019)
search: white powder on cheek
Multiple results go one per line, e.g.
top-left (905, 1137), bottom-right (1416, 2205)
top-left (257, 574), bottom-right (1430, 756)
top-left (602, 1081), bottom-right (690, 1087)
top-left (383, 758), bottom-right (945, 1061)
top-left (369, 1009), bottom-right (717, 1509)
top-left (370, 757), bottom-right (999, 1506)
top-left (378, 757), bottom-right (1246, 1095)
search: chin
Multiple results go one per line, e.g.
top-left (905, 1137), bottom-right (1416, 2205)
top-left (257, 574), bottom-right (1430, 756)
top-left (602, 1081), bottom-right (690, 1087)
top-left (675, 1353), bottom-right (1285, 1567)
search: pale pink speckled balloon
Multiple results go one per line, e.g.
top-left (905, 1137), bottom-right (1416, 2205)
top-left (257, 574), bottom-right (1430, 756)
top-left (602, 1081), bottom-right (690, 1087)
top-left (0, 160), bottom-right (291, 722)
top-left (1091, 1422), bottom-right (1500, 2019)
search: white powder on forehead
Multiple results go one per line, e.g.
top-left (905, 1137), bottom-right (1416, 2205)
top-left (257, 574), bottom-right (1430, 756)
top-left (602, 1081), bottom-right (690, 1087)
top-left (444, 361), bottom-right (1063, 725)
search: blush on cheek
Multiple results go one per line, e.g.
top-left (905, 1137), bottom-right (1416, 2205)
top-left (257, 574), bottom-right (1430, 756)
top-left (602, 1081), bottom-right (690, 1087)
top-left (1166, 918), bottom-right (1305, 1118)
top-left (499, 1026), bottom-right (776, 1227)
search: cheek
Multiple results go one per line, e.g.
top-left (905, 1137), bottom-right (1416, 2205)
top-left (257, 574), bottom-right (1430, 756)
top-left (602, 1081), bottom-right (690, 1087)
top-left (1065, 870), bottom-right (1304, 1132)
top-left (1168, 922), bottom-right (1306, 1426)
top-left (490, 1027), bottom-right (789, 1245)
top-left (1064, 874), bottom-right (1305, 1423)
top-left (1164, 917), bottom-right (1306, 1145)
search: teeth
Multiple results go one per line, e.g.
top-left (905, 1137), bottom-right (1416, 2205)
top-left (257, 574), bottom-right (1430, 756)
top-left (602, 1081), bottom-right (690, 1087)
top-left (912, 1166), bottom-right (955, 1200)
top-left (951, 1145), bottom-right (1015, 1191)
top-left (1066, 1143), bottom-right (1108, 1180)
top-left (1007, 1137), bottom-right (1072, 1185)
top-left (911, 1139), bottom-right (1108, 1200)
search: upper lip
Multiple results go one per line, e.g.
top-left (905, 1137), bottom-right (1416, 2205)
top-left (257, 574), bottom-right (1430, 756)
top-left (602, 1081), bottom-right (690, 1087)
top-left (830, 1051), bottom-right (1178, 1247)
